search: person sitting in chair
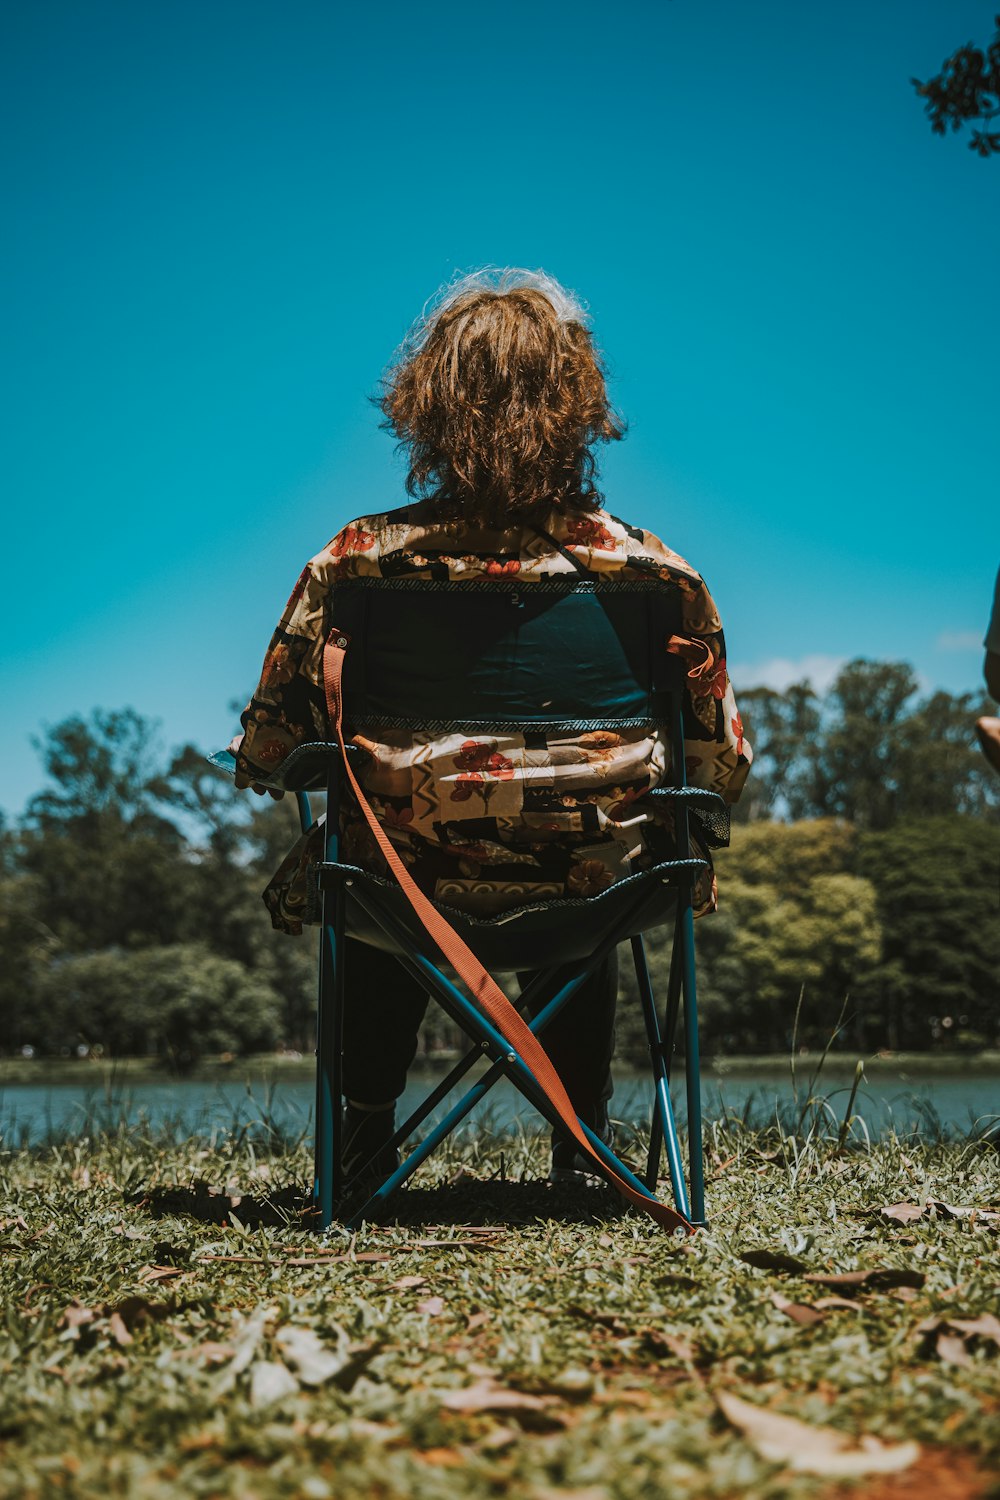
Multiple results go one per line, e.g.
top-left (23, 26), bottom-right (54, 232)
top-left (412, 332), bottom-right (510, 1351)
top-left (233, 268), bottom-right (752, 1184)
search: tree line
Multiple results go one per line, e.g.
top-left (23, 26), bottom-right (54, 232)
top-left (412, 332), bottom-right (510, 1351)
top-left (0, 659), bottom-right (997, 1067)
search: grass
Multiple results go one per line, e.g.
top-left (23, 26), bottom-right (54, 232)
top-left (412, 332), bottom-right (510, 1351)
top-left (1, 1112), bottom-right (998, 1499)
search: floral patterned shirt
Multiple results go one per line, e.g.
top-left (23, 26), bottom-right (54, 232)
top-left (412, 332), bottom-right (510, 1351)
top-left (235, 504), bottom-right (752, 934)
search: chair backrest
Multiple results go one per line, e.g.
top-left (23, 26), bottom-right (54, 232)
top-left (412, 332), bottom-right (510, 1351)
top-left (329, 577), bottom-right (687, 736)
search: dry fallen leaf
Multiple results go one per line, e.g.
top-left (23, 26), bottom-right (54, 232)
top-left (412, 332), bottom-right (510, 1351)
top-left (416, 1296), bottom-right (446, 1317)
top-left (274, 1326), bottom-right (346, 1386)
top-left (476, 1424), bottom-right (519, 1452)
top-left (417, 1448), bottom-right (465, 1467)
top-left (438, 1380), bottom-right (554, 1417)
top-left (930, 1201), bottom-right (1000, 1224)
top-left (249, 1360), bottom-right (299, 1407)
top-left (739, 1249), bottom-right (810, 1274)
top-left (187, 1340), bottom-right (235, 1367)
top-left (770, 1292), bottom-right (825, 1328)
top-left (534, 1489), bottom-right (608, 1500)
top-left (215, 1306), bottom-right (271, 1392)
top-left (388, 1275), bottom-right (428, 1291)
top-left (915, 1311), bottom-right (1000, 1364)
top-left (715, 1390), bottom-right (920, 1476)
top-left (60, 1304), bottom-right (96, 1334)
top-left (947, 1313), bottom-right (1000, 1343)
top-left (935, 1333), bottom-right (975, 1370)
top-left (803, 1268), bottom-right (924, 1291)
top-left (106, 1311), bottom-right (133, 1347)
top-left (404, 1238), bottom-right (501, 1251)
top-left (881, 1202), bottom-right (925, 1224)
top-left (137, 1265), bottom-right (186, 1284)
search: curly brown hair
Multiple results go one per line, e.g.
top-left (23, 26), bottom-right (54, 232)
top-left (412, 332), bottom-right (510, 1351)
top-left (378, 271), bottom-right (624, 527)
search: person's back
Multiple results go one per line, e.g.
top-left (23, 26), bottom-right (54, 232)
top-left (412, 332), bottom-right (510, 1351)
top-left (232, 268), bottom-right (752, 1185)
top-left (235, 271), bottom-right (751, 932)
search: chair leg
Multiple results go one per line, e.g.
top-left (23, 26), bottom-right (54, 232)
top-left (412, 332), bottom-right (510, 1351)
top-left (661, 904), bottom-right (685, 1079)
top-left (677, 891), bottom-right (706, 1225)
top-left (644, 908), bottom-right (684, 1183)
top-left (631, 935), bottom-right (689, 1217)
top-left (331, 884), bottom-right (345, 1206)
top-left (314, 922), bottom-right (335, 1230)
top-left (314, 886), bottom-right (346, 1231)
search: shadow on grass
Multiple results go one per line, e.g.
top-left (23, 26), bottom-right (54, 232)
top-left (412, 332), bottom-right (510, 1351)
top-left (130, 1173), bottom-right (631, 1230)
top-left (128, 1179), bottom-right (310, 1228)
top-left (359, 1176), bottom-right (631, 1227)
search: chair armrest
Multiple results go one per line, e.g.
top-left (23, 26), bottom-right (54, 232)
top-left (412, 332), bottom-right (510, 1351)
top-left (645, 786), bottom-right (727, 811)
top-left (206, 741), bottom-right (373, 792)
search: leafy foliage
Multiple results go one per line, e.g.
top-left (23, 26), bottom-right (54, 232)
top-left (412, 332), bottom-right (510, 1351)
top-left (913, 15), bottom-right (1000, 157)
top-left (857, 818), bottom-right (1000, 1050)
top-left (0, 671), bottom-right (997, 1063)
top-left (622, 815), bottom-right (1000, 1056)
top-left (34, 946), bottom-right (284, 1068)
top-left (737, 661), bottom-right (997, 829)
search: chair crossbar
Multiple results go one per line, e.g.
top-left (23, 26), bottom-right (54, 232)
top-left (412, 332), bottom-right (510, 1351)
top-left (340, 876), bottom-right (677, 1206)
top-left (331, 873), bottom-right (695, 1228)
top-left (345, 967), bottom-right (598, 1228)
top-left (344, 930), bottom-right (619, 1197)
top-left (342, 942), bottom-right (616, 1198)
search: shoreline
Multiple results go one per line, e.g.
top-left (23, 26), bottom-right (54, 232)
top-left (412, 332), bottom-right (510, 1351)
top-left (2, 1049), bottom-right (998, 1088)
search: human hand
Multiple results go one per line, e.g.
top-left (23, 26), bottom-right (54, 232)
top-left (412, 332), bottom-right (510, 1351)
top-left (250, 783), bottom-right (285, 800)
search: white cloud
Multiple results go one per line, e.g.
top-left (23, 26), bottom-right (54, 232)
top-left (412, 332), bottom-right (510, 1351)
top-left (936, 630), bottom-right (983, 652)
top-left (731, 653), bottom-right (848, 694)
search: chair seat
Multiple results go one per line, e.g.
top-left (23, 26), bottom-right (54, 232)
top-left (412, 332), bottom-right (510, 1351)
top-left (316, 857), bottom-right (707, 969)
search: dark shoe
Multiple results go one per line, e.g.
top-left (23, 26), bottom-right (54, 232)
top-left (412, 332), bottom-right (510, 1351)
top-left (341, 1103), bottom-right (399, 1192)
top-left (549, 1110), bottom-right (613, 1188)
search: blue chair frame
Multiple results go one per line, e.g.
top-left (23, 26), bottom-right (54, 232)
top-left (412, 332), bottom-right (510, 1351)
top-left (245, 577), bottom-right (726, 1232)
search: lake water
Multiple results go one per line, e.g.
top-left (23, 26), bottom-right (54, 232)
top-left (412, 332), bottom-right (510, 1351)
top-left (1, 1063), bottom-right (997, 1147)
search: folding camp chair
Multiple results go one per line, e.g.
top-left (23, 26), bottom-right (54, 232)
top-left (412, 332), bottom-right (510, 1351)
top-left (233, 574), bottom-right (728, 1236)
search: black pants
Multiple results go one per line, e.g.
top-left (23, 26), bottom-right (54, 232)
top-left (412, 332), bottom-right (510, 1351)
top-left (341, 938), bottom-right (618, 1128)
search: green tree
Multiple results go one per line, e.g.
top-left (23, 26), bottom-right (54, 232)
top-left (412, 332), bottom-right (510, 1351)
top-left (798, 661), bottom-right (920, 828)
top-left (20, 710), bottom-right (192, 951)
top-left (160, 745), bottom-right (318, 1048)
top-left (719, 875), bottom-right (881, 1048)
top-left (742, 663), bottom-right (998, 830)
top-left (913, 15), bottom-right (1000, 157)
top-left (0, 871), bottom-right (58, 1053)
top-left (35, 945), bottom-right (284, 1067)
top-left (9, 715), bottom-right (318, 1053)
top-left (619, 822), bottom-right (881, 1057)
top-left (858, 817), bottom-right (1000, 1051)
top-left (733, 684), bottom-right (821, 823)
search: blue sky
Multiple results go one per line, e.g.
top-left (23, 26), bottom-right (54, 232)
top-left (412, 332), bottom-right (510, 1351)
top-left (2, 0), bottom-right (997, 815)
